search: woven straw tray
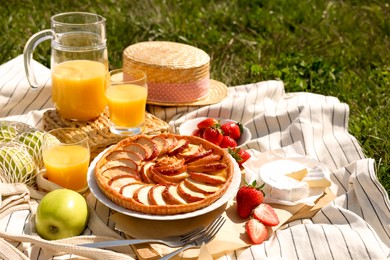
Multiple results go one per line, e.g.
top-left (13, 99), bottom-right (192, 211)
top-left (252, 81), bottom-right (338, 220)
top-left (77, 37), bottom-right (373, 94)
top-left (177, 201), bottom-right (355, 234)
top-left (42, 109), bottom-right (169, 159)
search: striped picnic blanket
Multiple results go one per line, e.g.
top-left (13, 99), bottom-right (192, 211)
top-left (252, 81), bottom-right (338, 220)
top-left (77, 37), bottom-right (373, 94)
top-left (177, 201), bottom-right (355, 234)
top-left (0, 55), bottom-right (389, 259)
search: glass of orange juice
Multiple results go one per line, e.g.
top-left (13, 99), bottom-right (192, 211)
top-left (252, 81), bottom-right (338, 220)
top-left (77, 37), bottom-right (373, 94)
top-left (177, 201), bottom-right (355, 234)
top-left (106, 69), bottom-right (148, 135)
top-left (42, 128), bottom-right (90, 192)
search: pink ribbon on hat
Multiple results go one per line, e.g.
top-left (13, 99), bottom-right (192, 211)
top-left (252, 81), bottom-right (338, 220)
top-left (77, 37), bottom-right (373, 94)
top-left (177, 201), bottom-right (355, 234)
top-left (147, 78), bottom-right (209, 103)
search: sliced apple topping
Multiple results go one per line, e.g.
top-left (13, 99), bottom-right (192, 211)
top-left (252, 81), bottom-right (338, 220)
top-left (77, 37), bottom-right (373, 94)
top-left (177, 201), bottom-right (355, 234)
top-left (133, 185), bottom-right (154, 205)
top-left (187, 153), bottom-right (221, 166)
top-left (102, 166), bottom-right (140, 180)
top-left (177, 144), bottom-right (201, 160)
top-left (187, 162), bottom-right (227, 173)
top-left (120, 183), bottom-right (145, 198)
top-left (100, 158), bottom-right (138, 172)
top-left (148, 167), bottom-right (171, 185)
top-left (140, 161), bottom-right (156, 184)
top-left (148, 184), bottom-right (167, 205)
top-left (108, 175), bottom-right (141, 192)
top-left (150, 167), bottom-right (189, 184)
top-left (184, 178), bottom-right (220, 194)
top-left (106, 150), bottom-right (142, 165)
top-left (185, 149), bottom-right (213, 163)
top-left (164, 136), bottom-right (178, 153)
top-left (167, 138), bottom-right (189, 156)
top-left (155, 155), bottom-right (180, 167)
top-left (189, 171), bottom-right (226, 185)
top-left (134, 136), bottom-right (158, 160)
top-left (177, 181), bottom-right (206, 202)
top-left (122, 143), bottom-right (149, 160)
top-left (151, 135), bottom-right (167, 155)
top-left (154, 157), bottom-right (187, 176)
top-left (154, 163), bottom-right (187, 176)
top-left (163, 185), bottom-right (187, 205)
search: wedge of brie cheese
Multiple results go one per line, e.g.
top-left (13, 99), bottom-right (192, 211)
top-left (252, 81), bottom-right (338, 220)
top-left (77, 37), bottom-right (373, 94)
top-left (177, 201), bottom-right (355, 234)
top-left (260, 173), bottom-right (310, 201)
top-left (301, 166), bottom-right (331, 187)
top-left (259, 160), bottom-right (310, 202)
top-left (258, 159), bottom-right (332, 203)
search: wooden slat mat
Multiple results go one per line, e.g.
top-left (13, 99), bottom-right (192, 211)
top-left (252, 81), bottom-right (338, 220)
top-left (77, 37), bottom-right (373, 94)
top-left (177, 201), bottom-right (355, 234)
top-left (42, 109), bottom-right (169, 158)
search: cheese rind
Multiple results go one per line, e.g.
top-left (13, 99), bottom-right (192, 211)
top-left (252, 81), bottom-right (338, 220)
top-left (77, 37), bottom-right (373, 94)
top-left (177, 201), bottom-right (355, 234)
top-left (259, 160), bottom-right (311, 202)
top-left (260, 172), bottom-right (310, 202)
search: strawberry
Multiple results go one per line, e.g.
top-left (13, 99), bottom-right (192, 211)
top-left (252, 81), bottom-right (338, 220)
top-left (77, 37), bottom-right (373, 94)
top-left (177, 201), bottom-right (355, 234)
top-left (219, 135), bottom-right (237, 148)
top-left (236, 180), bottom-right (265, 218)
top-left (253, 203), bottom-right (280, 227)
top-left (202, 127), bottom-right (223, 146)
top-left (245, 219), bottom-right (268, 244)
top-left (192, 128), bottom-right (204, 137)
top-left (197, 118), bottom-right (219, 129)
top-left (228, 147), bottom-right (251, 166)
top-left (221, 122), bottom-right (242, 140)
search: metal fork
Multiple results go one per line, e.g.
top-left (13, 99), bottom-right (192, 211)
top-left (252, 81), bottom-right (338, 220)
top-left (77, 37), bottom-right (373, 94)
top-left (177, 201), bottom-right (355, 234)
top-left (78, 215), bottom-right (224, 249)
top-left (159, 215), bottom-right (226, 260)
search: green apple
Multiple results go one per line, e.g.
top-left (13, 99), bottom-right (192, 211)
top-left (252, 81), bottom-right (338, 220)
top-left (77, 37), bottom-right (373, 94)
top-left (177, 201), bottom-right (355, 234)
top-left (0, 124), bottom-right (18, 142)
top-left (35, 189), bottom-right (89, 240)
top-left (0, 121), bottom-right (31, 143)
top-left (0, 144), bottom-right (37, 184)
top-left (17, 130), bottom-right (46, 168)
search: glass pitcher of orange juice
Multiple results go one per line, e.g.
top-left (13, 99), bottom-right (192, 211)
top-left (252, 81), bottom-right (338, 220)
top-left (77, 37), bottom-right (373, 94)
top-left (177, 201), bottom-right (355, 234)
top-left (23, 12), bottom-right (108, 121)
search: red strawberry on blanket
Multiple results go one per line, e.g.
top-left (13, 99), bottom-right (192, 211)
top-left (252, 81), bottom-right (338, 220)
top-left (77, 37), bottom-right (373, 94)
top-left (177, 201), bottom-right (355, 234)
top-left (236, 180), bottom-right (265, 218)
top-left (253, 203), bottom-right (280, 227)
top-left (221, 121), bottom-right (242, 140)
top-left (245, 218), bottom-right (268, 244)
top-left (228, 147), bottom-right (251, 166)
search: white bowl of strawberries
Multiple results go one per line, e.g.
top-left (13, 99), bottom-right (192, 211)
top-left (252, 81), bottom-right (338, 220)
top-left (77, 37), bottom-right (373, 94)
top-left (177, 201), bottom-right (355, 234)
top-left (179, 117), bottom-right (252, 148)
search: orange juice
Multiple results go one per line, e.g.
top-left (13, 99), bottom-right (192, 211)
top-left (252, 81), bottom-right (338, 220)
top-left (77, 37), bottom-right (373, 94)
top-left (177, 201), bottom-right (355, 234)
top-left (106, 84), bottom-right (147, 127)
top-left (43, 145), bottom-right (90, 191)
top-left (52, 60), bottom-right (107, 120)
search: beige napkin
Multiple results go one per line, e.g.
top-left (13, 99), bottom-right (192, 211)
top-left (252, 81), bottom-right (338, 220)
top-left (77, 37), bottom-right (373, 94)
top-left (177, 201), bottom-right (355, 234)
top-left (110, 188), bottom-right (335, 260)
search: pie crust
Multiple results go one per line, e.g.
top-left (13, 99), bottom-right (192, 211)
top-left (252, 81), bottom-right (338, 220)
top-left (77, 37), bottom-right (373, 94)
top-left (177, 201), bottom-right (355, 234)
top-left (94, 133), bottom-right (234, 215)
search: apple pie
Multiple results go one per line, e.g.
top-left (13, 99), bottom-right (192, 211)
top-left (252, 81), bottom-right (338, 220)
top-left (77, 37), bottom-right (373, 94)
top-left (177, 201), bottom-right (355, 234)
top-left (94, 133), bottom-right (234, 215)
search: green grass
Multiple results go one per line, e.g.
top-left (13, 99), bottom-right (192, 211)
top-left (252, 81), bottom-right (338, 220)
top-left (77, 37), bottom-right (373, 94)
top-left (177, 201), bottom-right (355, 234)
top-left (1, 0), bottom-right (389, 194)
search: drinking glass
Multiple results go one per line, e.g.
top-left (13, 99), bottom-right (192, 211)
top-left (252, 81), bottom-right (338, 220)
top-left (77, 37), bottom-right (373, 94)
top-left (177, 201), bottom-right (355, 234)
top-left (23, 12), bottom-right (108, 121)
top-left (42, 128), bottom-right (90, 192)
top-left (106, 69), bottom-right (148, 135)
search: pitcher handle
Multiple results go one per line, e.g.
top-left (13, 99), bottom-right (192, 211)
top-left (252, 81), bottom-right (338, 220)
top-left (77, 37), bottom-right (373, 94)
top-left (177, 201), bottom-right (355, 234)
top-left (23, 29), bottom-right (53, 89)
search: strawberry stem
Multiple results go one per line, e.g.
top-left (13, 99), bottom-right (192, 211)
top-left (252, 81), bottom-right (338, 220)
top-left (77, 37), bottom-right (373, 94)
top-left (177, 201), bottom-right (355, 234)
top-left (242, 179), bottom-right (266, 197)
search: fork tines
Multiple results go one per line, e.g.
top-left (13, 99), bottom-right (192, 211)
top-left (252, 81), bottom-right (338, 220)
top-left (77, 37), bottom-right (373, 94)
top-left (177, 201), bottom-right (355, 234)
top-left (204, 215), bottom-right (226, 243)
top-left (185, 215), bottom-right (226, 244)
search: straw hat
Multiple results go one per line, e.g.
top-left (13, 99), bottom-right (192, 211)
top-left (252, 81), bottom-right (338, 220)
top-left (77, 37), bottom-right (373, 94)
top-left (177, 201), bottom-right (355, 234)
top-left (123, 41), bottom-right (227, 106)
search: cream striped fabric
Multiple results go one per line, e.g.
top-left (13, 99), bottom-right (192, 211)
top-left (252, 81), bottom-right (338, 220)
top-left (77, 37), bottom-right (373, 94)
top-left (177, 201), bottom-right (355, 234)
top-left (0, 55), bottom-right (389, 259)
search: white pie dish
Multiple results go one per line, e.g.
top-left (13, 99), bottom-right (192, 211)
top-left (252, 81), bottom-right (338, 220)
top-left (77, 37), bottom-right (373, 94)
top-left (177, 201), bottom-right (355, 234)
top-left (87, 146), bottom-right (242, 220)
top-left (179, 117), bottom-right (251, 147)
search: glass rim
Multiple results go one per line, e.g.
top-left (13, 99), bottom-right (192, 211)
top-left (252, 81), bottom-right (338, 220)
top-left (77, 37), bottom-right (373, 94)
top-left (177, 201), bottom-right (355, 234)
top-left (109, 69), bottom-right (147, 84)
top-left (51, 12), bottom-right (106, 26)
